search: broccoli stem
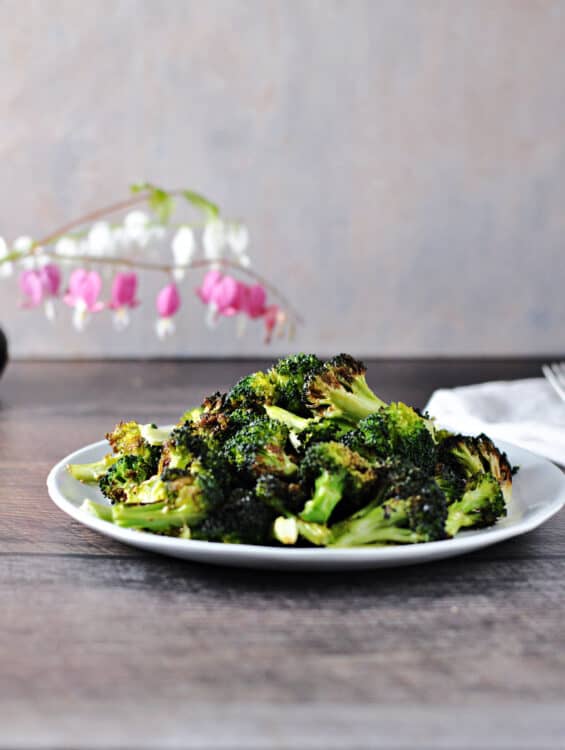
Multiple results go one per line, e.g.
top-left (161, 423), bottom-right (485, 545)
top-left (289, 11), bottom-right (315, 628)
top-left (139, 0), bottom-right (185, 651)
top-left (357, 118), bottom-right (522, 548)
top-left (80, 499), bottom-right (113, 522)
top-left (264, 405), bottom-right (310, 432)
top-left (112, 500), bottom-right (205, 532)
top-left (139, 423), bottom-right (172, 445)
top-left (300, 470), bottom-right (344, 523)
top-left (445, 482), bottom-right (494, 536)
top-left (67, 455), bottom-right (118, 483)
top-left (329, 504), bottom-right (419, 547)
top-left (328, 386), bottom-right (385, 422)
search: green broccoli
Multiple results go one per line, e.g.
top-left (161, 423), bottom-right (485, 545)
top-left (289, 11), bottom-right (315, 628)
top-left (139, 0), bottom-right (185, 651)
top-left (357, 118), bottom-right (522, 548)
top-left (268, 353), bottom-right (324, 415)
top-left (224, 370), bottom-right (277, 412)
top-left (67, 453), bottom-right (119, 483)
top-left (445, 473), bottom-right (506, 537)
top-left (298, 441), bottom-right (378, 524)
top-left (343, 403), bottom-right (437, 473)
top-left (223, 417), bottom-right (298, 479)
top-left (303, 354), bottom-right (386, 422)
top-left (194, 487), bottom-right (276, 544)
top-left (98, 454), bottom-right (155, 504)
top-left (329, 470), bottom-right (447, 546)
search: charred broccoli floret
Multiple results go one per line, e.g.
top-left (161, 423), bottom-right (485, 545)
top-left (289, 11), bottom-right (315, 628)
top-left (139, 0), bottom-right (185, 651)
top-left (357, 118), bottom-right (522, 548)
top-left (329, 468), bottom-right (447, 546)
top-left (303, 354), bottom-right (386, 422)
top-left (434, 463), bottom-right (466, 504)
top-left (98, 454), bottom-right (155, 504)
top-left (265, 405), bottom-right (351, 452)
top-left (299, 441), bottom-right (378, 523)
top-left (105, 421), bottom-right (163, 471)
top-left (98, 464), bottom-right (224, 533)
top-left (194, 487), bottom-right (276, 544)
top-left (445, 472), bottom-right (506, 537)
top-left (343, 403), bottom-right (436, 473)
top-left (268, 353), bottom-right (324, 415)
top-left (223, 417), bottom-right (298, 479)
top-left (255, 474), bottom-right (306, 516)
top-left (440, 433), bottom-right (513, 505)
top-left (225, 370), bottom-right (277, 412)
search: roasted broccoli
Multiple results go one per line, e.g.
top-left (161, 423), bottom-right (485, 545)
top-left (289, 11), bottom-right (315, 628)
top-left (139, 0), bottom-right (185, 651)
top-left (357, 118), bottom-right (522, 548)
top-left (303, 354), bottom-right (386, 422)
top-left (445, 472), bottom-right (506, 536)
top-left (99, 454), bottom-right (155, 504)
top-left (299, 441), bottom-right (378, 523)
top-left (223, 417), bottom-right (298, 479)
top-left (268, 353), bottom-right (324, 415)
top-left (72, 352), bottom-right (515, 549)
top-left (329, 469), bottom-right (447, 546)
top-left (440, 433), bottom-right (513, 505)
top-left (194, 487), bottom-right (276, 544)
top-left (343, 403), bottom-right (436, 473)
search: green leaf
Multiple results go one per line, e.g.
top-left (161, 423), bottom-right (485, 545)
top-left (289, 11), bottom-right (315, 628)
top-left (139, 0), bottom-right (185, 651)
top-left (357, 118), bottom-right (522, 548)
top-left (129, 183), bottom-right (174, 224)
top-left (182, 190), bottom-right (220, 219)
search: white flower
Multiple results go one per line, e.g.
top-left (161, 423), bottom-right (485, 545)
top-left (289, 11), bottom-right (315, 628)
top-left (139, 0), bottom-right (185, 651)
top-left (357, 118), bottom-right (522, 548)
top-left (72, 299), bottom-right (90, 331)
top-left (226, 222), bottom-right (249, 255)
top-left (14, 236), bottom-right (33, 252)
top-left (203, 219), bottom-right (226, 261)
top-left (112, 307), bottom-right (130, 332)
top-left (14, 236), bottom-right (35, 270)
top-left (155, 317), bottom-right (175, 339)
top-left (87, 222), bottom-right (114, 256)
top-left (124, 211), bottom-right (150, 247)
top-left (54, 236), bottom-right (79, 257)
top-left (44, 298), bottom-right (56, 322)
top-left (0, 236), bottom-right (12, 278)
top-left (171, 226), bottom-right (195, 281)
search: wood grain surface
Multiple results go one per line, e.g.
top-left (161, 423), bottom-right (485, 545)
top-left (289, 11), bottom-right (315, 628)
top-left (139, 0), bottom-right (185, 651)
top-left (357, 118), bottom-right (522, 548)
top-left (1, 359), bottom-right (563, 749)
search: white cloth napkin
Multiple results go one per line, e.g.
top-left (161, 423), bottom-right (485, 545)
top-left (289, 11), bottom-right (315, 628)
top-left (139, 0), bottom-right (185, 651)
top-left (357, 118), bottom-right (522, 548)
top-left (425, 378), bottom-right (565, 465)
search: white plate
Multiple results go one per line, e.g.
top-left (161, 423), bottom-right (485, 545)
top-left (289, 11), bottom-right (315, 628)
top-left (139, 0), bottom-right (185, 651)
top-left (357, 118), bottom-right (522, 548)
top-left (46, 436), bottom-right (565, 570)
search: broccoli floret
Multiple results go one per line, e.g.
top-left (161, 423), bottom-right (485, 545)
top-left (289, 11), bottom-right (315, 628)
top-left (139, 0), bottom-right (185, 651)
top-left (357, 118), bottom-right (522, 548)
top-left (67, 453), bottom-right (119, 483)
top-left (255, 474), bottom-right (306, 516)
top-left (268, 353), bottom-right (324, 415)
top-left (445, 472), bottom-right (506, 537)
top-left (225, 370), bottom-right (277, 411)
top-left (223, 417), bottom-right (298, 479)
top-left (299, 441), bottom-right (378, 523)
top-left (435, 463), bottom-right (466, 504)
top-left (343, 403), bottom-right (436, 473)
top-left (159, 420), bottom-right (211, 473)
top-left (99, 454), bottom-right (155, 504)
top-left (440, 433), bottom-right (513, 505)
top-left (105, 421), bottom-right (162, 471)
top-left (329, 472), bottom-right (447, 546)
top-left (265, 405), bottom-right (350, 453)
top-left (109, 464), bottom-right (224, 533)
top-left (303, 354), bottom-right (386, 422)
top-left (194, 487), bottom-right (276, 544)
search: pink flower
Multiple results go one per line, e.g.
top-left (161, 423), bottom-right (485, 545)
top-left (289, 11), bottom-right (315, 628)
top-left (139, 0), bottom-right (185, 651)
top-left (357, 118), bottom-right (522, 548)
top-left (263, 305), bottom-right (282, 343)
top-left (19, 263), bottom-right (62, 321)
top-left (39, 263), bottom-right (61, 297)
top-left (155, 282), bottom-right (180, 339)
top-left (196, 270), bottom-right (224, 304)
top-left (63, 269), bottom-right (104, 331)
top-left (211, 276), bottom-right (245, 317)
top-left (109, 272), bottom-right (139, 332)
top-left (242, 284), bottom-right (267, 319)
top-left (19, 270), bottom-right (44, 308)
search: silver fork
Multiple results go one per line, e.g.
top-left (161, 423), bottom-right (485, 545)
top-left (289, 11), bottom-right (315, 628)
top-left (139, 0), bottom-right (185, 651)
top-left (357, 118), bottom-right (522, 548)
top-left (542, 362), bottom-right (565, 402)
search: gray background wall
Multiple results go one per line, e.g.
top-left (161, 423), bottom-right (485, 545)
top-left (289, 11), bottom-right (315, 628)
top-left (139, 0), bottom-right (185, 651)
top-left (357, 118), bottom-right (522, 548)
top-left (1, 0), bottom-right (564, 358)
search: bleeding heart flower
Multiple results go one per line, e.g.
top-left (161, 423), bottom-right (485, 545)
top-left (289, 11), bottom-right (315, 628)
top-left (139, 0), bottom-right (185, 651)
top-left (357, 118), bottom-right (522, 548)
top-left (39, 264), bottom-right (61, 297)
top-left (263, 305), bottom-right (284, 343)
top-left (196, 270), bottom-right (223, 304)
top-left (63, 269), bottom-right (104, 331)
top-left (242, 284), bottom-right (267, 319)
top-left (155, 282), bottom-right (180, 339)
top-left (109, 272), bottom-right (139, 332)
top-left (19, 270), bottom-right (44, 308)
top-left (172, 226), bottom-right (195, 281)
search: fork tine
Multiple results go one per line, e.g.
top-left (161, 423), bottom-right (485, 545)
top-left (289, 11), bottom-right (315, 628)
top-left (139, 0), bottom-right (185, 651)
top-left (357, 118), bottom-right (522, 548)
top-left (543, 364), bottom-right (565, 402)
top-left (554, 361), bottom-right (565, 384)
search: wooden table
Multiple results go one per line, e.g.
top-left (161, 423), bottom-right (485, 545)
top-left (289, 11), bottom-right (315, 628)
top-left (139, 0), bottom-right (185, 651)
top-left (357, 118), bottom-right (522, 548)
top-left (1, 359), bottom-right (564, 749)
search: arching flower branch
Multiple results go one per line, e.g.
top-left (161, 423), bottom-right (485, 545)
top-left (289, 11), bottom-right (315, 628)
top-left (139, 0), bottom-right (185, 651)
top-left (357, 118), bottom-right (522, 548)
top-left (0, 183), bottom-right (302, 342)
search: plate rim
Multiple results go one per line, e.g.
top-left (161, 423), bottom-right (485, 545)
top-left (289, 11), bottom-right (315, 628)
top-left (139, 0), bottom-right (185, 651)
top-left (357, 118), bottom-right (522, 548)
top-left (46, 435), bottom-right (565, 566)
